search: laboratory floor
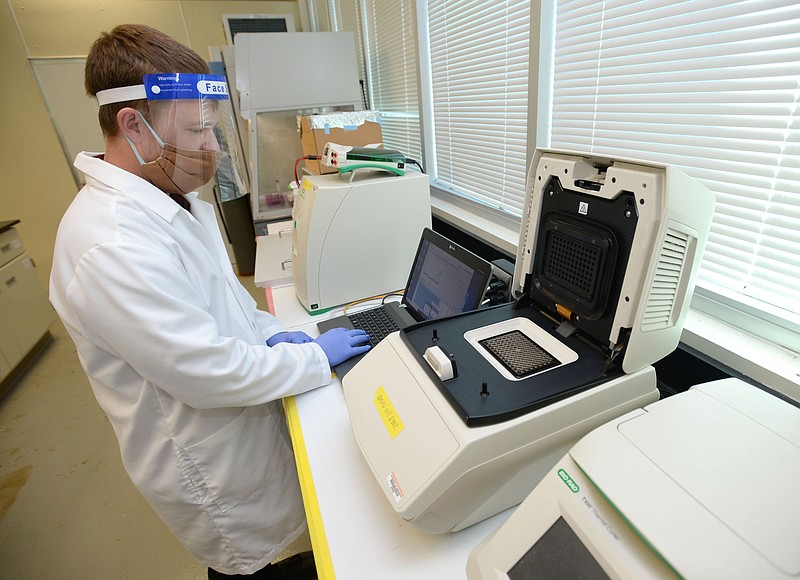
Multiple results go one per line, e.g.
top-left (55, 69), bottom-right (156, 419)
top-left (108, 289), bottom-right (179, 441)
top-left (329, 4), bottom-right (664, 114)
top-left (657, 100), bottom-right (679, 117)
top-left (0, 275), bottom-right (311, 579)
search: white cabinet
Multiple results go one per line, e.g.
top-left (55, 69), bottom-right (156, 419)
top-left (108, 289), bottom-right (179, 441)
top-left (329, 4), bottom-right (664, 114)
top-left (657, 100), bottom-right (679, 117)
top-left (0, 220), bottom-right (56, 389)
top-left (253, 220), bottom-right (294, 289)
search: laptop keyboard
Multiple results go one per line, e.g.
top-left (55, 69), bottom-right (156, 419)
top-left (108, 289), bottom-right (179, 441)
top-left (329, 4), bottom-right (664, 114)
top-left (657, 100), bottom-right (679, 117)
top-left (348, 307), bottom-right (401, 347)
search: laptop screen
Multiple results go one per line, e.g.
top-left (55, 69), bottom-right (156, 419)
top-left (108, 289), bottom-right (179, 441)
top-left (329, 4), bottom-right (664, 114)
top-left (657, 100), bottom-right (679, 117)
top-left (402, 228), bottom-right (493, 322)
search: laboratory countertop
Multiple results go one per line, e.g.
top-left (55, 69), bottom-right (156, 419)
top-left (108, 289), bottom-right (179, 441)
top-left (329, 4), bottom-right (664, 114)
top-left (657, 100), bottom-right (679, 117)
top-left (268, 284), bottom-right (512, 579)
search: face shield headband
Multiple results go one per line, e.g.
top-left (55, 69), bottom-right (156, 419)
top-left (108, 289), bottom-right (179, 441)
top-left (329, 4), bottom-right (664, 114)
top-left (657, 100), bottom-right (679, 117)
top-left (96, 74), bottom-right (249, 197)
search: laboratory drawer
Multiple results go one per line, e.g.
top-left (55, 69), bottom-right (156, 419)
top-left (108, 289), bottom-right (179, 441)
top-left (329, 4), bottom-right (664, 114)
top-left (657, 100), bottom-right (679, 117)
top-left (0, 226), bottom-right (25, 267)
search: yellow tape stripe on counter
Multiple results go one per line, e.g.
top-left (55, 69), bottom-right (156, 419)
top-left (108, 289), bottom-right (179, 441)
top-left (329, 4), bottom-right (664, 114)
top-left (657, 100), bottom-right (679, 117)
top-left (284, 396), bottom-right (335, 579)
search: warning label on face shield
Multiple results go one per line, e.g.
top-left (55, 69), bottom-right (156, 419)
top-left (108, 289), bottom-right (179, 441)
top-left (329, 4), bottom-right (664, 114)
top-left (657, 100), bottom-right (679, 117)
top-left (143, 73), bottom-right (229, 101)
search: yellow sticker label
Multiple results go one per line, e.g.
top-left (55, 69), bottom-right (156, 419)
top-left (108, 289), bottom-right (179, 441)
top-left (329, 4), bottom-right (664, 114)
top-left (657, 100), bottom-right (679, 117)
top-left (374, 386), bottom-right (404, 439)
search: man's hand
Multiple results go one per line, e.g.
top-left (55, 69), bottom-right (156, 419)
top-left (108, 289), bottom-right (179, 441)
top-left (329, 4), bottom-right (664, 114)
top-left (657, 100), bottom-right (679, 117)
top-left (314, 328), bottom-right (371, 366)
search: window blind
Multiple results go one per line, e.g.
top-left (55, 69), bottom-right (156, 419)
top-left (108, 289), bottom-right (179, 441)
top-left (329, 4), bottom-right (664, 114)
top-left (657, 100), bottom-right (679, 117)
top-left (361, 1), bottom-right (423, 162)
top-left (329, 0), bottom-right (422, 162)
top-left (549, 0), bottom-right (800, 329)
top-left (330, 0), bottom-right (367, 93)
top-left (309, 0), bottom-right (331, 32)
top-left (427, 0), bottom-right (531, 215)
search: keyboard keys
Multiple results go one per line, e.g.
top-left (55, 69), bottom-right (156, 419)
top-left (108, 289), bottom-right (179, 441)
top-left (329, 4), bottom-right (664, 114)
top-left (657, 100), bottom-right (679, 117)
top-left (348, 308), bottom-right (400, 347)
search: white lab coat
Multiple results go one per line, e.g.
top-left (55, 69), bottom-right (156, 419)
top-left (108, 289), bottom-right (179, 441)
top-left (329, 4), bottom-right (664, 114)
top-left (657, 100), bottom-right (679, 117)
top-left (50, 152), bottom-right (332, 574)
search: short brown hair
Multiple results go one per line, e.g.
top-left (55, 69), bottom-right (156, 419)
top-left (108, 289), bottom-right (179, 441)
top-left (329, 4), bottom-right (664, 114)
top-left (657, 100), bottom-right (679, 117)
top-left (85, 24), bottom-right (210, 137)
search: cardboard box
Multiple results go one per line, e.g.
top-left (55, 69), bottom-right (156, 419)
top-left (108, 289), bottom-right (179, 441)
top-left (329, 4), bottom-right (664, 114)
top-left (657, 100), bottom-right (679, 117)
top-left (299, 111), bottom-right (383, 174)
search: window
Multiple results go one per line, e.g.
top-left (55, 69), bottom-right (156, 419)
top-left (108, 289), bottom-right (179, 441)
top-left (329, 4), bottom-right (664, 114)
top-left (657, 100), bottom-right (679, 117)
top-left (329, 0), bottom-right (422, 163)
top-left (330, 1), bottom-right (366, 94)
top-left (547, 0), bottom-right (800, 351)
top-left (318, 0), bottom-right (531, 223)
top-left (308, 0), bottom-right (332, 32)
top-left (362, 2), bottom-right (423, 162)
top-left (424, 0), bottom-right (532, 216)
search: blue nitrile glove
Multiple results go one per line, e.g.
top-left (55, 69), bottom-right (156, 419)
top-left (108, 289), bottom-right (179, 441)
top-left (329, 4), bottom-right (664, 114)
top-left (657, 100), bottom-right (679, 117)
top-left (266, 331), bottom-right (314, 347)
top-left (313, 328), bottom-right (371, 367)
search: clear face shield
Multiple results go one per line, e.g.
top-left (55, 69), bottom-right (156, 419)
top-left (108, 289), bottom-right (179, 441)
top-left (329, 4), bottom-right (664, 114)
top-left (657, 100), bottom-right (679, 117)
top-left (98, 73), bottom-right (249, 197)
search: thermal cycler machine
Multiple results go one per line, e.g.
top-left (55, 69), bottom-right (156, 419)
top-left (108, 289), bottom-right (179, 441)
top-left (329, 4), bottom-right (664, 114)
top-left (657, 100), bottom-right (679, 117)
top-left (467, 378), bottom-right (800, 579)
top-left (341, 148), bottom-right (715, 533)
top-left (292, 169), bottom-right (431, 312)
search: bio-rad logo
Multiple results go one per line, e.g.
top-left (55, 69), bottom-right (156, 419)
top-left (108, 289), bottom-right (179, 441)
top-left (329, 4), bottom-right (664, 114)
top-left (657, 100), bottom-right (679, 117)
top-left (558, 468), bottom-right (579, 493)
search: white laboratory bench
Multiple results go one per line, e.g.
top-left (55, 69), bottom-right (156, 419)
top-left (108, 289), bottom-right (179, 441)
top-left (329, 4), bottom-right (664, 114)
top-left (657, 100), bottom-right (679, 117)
top-left (265, 283), bottom-right (512, 579)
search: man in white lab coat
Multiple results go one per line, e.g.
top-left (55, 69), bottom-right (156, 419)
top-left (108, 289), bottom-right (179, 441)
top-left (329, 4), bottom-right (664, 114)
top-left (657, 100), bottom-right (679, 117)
top-left (49, 24), bottom-right (369, 578)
